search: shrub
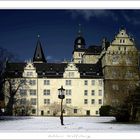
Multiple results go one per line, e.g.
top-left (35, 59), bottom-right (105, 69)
top-left (99, 105), bottom-right (112, 116)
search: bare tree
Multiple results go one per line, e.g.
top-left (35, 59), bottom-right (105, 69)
top-left (4, 78), bottom-right (28, 116)
top-left (0, 47), bottom-right (17, 114)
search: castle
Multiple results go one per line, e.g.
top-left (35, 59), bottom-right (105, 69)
top-left (4, 27), bottom-right (139, 116)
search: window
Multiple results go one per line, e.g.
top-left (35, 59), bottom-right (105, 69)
top-left (91, 90), bottom-right (95, 96)
top-left (47, 110), bottom-right (50, 114)
top-left (44, 89), bottom-right (50, 95)
top-left (44, 80), bottom-right (50, 85)
top-left (126, 71), bottom-right (133, 78)
top-left (20, 98), bottom-right (26, 105)
top-left (124, 47), bottom-right (126, 51)
top-left (112, 55), bottom-right (119, 63)
top-left (20, 89), bottom-right (27, 96)
top-left (98, 90), bottom-right (102, 96)
top-left (112, 84), bottom-right (119, 91)
top-left (20, 79), bottom-right (26, 84)
top-left (84, 99), bottom-right (88, 104)
top-left (44, 99), bottom-right (50, 104)
top-left (31, 98), bottom-right (36, 105)
top-left (32, 109), bottom-right (36, 114)
top-left (91, 99), bottom-right (95, 104)
top-left (29, 80), bottom-right (36, 85)
top-left (66, 89), bottom-right (71, 96)
top-left (69, 72), bottom-right (74, 78)
top-left (84, 90), bottom-right (88, 96)
top-left (98, 99), bottom-right (102, 104)
top-left (30, 90), bottom-right (36, 96)
top-left (96, 110), bottom-right (99, 115)
top-left (112, 71), bottom-right (117, 78)
top-left (66, 80), bottom-right (71, 85)
top-left (84, 80), bottom-right (88, 85)
top-left (123, 39), bottom-right (125, 43)
top-left (91, 80), bottom-right (95, 85)
top-left (120, 39), bottom-right (122, 43)
top-left (98, 80), bottom-right (102, 86)
top-left (66, 98), bottom-right (71, 104)
top-left (118, 47), bottom-right (121, 51)
top-left (74, 109), bottom-right (77, 114)
top-left (27, 72), bottom-right (33, 77)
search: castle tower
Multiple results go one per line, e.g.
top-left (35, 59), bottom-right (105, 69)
top-left (72, 24), bottom-right (86, 63)
top-left (33, 35), bottom-right (46, 63)
top-left (101, 27), bottom-right (139, 106)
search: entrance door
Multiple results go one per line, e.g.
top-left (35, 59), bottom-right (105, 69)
top-left (86, 110), bottom-right (90, 116)
top-left (41, 110), bottom-right (44, 116)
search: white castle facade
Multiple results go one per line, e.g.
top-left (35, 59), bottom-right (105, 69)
top-left (4, 27), bottom-right (139, 116)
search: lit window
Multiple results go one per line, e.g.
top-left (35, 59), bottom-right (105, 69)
top-left (44, 99), bottom-right (50, 104)
top-left (66, 89), bottom-right (71, 96)
top-left (91, 90), bottom-right (95, 96)
top-left (98, 99), bottom-right (102, 104)
top-left (84, 99), bottom-right (88, 104)
top-left (66, 98), bottom-right (71, 104)
top-left (91, 99), bottom-right (95, 104)
top-left (31, 98), bottom-right (36, 105)
top-left (44, 80), bottom-right (50, 85)
top-left (29, 80), bottom-right (36, 85)
top-left (98, 90), bottom-right (102, 96)
top-left (84, 90), bottom-right (88, 96)
top-left (84, 80), bottom-right (88, 85)
top-left (44, 89), bottom-right (50, 95)
top-left (66, 80), bottom-right (71, 85)
top-left (30, 89), bottom-right (36, 96)
top-left (91, 80), bottom-right (95, 85)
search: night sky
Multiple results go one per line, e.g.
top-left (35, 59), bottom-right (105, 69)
top-left (0, 10), bottom-right (140, 62)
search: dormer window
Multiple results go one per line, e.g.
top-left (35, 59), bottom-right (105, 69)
top-left (27, 72), bottom-right (33, 76)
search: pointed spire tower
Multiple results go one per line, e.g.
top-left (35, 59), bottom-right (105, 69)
top-left (33, 35), bottom-right (47, 63)
top-left (74, 24), bottom-right (86, 50)
top-left (72, 24), bottom-right (86, 63)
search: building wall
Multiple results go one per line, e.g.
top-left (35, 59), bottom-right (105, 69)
top-left (7, 78), bottom-right (103, 116)
top-left (5, 62), bottom-right (104, 116)
top-left (82, 54), bottom-right (100, 64)
top-left (101, 28), bottom-right (139, 106)
top-left (73, 51), bottom-right (85, 63)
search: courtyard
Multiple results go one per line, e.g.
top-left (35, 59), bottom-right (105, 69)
top-left (0, 116), bottom-right (140, 132)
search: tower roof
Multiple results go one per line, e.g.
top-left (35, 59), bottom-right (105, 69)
top-left (33, 37), bottom-right (46, 63)
top-left (73, 24), bottom-right (86, 51)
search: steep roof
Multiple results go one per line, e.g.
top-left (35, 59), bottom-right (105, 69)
top-left (5, 61), bottom-right (103, 79)
top-left (33, 39), bottom-right (46, 63)
top-left (84, 45), bottom-right (102, 55)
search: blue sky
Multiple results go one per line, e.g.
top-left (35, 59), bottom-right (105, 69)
top-left (0, 10), bottom-right (140, 62)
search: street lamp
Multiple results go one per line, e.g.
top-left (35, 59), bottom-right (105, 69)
top-left (58, 86), bottom-right (65, 125)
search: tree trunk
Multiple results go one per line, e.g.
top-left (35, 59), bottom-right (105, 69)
top-left (5, 96), bottom-right (14, 116)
